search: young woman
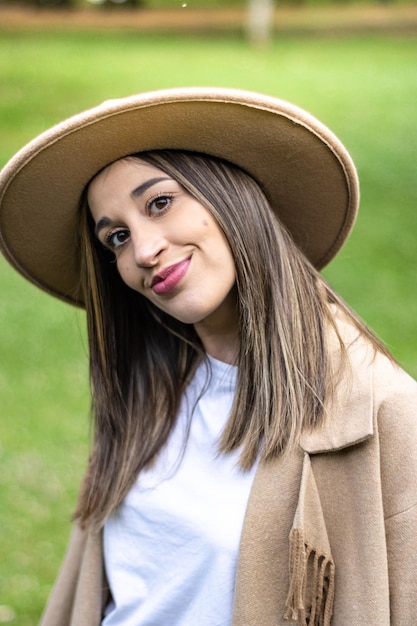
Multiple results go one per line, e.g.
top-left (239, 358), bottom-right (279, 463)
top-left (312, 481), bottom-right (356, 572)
top-left (0, 88), bottom-right (416, 626)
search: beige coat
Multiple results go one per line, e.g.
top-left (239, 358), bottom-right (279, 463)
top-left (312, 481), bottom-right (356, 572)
top-left (40, 328), bottom-right (417, 626)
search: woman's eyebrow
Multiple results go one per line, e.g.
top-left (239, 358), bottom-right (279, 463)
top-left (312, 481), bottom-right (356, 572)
top-left (95, 217), bottom-right (112, 238)
top-left (131, 176), bottom-right (171, 198)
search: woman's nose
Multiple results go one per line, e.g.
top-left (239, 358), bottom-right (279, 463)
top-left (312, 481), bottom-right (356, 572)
top-left (130, 225), bottom-right (167, 268)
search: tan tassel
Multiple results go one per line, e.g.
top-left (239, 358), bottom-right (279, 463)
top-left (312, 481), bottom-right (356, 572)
top-left (284, 529), bottom-right (335, 626)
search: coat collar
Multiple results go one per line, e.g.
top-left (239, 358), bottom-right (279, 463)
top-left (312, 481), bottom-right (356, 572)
top-left (300, 318), bottom-right (375, 454)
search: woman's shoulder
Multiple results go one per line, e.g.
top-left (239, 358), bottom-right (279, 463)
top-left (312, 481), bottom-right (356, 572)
top-left (330, 304), bottom-right (416, 399)
top-left (301, 305), bottom-right (417, 454)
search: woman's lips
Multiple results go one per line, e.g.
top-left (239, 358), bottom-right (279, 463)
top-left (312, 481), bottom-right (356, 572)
top-left (151, 258), bottom-right (191, 295)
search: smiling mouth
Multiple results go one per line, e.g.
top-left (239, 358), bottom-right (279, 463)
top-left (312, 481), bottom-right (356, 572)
top-left (151, 258), bottom-right (191, 295)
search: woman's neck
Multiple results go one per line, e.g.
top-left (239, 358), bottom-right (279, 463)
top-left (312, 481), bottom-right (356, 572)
top-left (193, 290), bottom-right (239, 365)
top-left (198, 330), bottom-right (239, 365)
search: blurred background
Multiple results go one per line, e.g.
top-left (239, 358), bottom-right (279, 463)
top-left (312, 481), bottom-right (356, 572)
top-left (1, 1), bottom-right (417, 623)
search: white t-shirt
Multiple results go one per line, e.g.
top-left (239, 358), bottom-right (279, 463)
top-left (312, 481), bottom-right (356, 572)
top-left (102, 355), bottom-right (257, 626)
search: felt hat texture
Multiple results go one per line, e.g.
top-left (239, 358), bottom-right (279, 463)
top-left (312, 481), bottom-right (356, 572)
top-left (0, 87), bottom-right (359, 306)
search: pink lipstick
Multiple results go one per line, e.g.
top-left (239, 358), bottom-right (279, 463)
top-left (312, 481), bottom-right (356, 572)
top-left (151, 258), bottom-right (191, 295)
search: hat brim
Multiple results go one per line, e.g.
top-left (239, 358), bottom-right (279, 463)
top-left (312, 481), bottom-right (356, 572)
top-left (0, 87), bottom-right (359, 307)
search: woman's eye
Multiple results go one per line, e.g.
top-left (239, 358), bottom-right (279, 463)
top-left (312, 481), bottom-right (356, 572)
top-left (148, 194), bottom-right (173, 215)
top-left (107, 229), bottom-right (130, 249)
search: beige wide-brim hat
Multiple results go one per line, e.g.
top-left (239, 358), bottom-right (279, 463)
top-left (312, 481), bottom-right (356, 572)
top-left (0, 87), bottom-right (359, 307)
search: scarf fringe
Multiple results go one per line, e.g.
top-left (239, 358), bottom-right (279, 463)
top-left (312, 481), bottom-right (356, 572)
top-left (284, 528), bottom-right (335, 626)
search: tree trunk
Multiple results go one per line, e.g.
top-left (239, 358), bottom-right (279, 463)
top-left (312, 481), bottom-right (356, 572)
top-left (247, 0), bottom-right (274, 46)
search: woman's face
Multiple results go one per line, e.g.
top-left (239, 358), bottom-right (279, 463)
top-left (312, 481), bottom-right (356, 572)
top-left (88, 157), bottom-right (237, 334)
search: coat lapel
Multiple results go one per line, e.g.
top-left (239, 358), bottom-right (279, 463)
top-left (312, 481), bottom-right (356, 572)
top-left (284, 453), bottom-right (335, 626)
top-left (235, 329), bottom-right (376, 625)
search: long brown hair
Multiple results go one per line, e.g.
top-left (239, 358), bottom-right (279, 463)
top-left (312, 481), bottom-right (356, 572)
top-left (75, 150), bottom-right (388, 530)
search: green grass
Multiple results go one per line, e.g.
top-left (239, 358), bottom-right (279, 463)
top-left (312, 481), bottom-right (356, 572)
top-left (1, 29), bottom-right (417, 624)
